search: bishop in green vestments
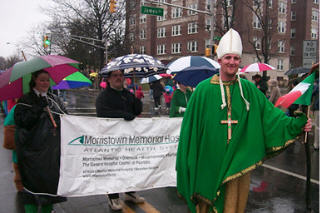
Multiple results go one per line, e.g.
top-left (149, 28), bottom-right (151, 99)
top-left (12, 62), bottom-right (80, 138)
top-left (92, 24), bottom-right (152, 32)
top-left (176, 29), bottom-right (311, 213)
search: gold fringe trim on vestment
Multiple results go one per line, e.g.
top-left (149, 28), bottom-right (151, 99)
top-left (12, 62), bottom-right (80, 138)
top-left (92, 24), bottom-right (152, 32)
top-left (267, 139), bottom-right (295, 152)
top-left (223, 161), bottom-right (263, 184)
top-left (210, 75), bottom-right (238, 85)
top-left (223, 138), bottom-right (297, 184)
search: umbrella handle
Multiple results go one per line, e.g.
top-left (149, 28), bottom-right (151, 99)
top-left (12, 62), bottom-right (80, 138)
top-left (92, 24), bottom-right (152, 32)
top-left (46, 106), bottom-right (57, 128)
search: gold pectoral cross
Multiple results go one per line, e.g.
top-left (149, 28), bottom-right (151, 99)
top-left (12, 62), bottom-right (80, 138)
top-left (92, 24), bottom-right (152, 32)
top-left (221, 111), bottom-right (238, 143)
top-left (220, 85), bottom-right (238, 144)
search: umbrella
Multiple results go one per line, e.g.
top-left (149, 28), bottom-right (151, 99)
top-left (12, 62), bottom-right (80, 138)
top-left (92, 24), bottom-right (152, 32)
top-left (240, 62), bottom-right (275, 73)
top-left (100, 54), bottom-right (166, 77)
top-left (100, 81), bottom-right (107, 89)
top-left (140, 74), bottom-right (162, 84)
top-left (89, 72), bottom-right (98, 78)
top-left (173, 65), bottom-right (219, 87)
top-left (0, 55), bottom-right (79, 100)
top-left (165, 85), bottom-right (173, 94)
top-left (51, 72), bottom-right (92, 90)
top-left (159, 73), bottom-right (173, 78)
top-left (285, 67), bottom-right (310, 75)
top-left (167, 56), bottom-right (220, 74)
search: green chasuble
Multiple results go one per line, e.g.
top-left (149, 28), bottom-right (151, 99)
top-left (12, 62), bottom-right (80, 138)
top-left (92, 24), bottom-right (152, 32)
top-left (176, 75), bottom-right (307, 213)
top-left (169, 88), bottom-right (192, 117)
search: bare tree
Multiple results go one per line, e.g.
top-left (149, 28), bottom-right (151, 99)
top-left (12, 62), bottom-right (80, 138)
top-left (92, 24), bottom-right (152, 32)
top-left (215, 0), bottom-right (237, 36)
top-left (0, 55), bottom-right (22, 70)
top-left (240, 0), bottom-right (277, 78)
top-left (43, 0), bottom-right (127, 68)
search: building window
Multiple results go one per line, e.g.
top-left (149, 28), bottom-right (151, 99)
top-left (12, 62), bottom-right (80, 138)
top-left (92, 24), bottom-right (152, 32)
top-left (268, 38), bottom-right (272, 49)
top-left (129, 33), bottom-right (134, 41)
top-left (171, 43), bottom-right (181, 54)
top-left (140, 46), bottom-right (146, 54)
top-left (268, 19), bottom-right (272, 29)
top-left (278, 21), bottom-right (285, 33)
top-left (206, 18), bottom-right (212, 31)
top-left (129, 16), bottom-right (136, 25)
top-left (187, 41), bottom-right (198, 52)
top-left (157, 44), bottom-right (166, 55)
top-left (253, 37), bottom-right (261, 50)
top-left (157, 27), bottom-right (166, 38)
top-left (278, 1), bottom-right (286, 14)
top-left (172, 7), bottom-right (182, 18)
top-left (188, 3), bottom-right (198, 15)
top-left (140, 0), bottom-right (146, 6)
top-left (268, 0), bottom-right (273, 8)
top-left (312, 10), bottom-right (319, 21)
top-left (278, 41), bottom-right (285, 53)
top-left (129, 1), bottom-right (136, 9)
top-left (291, 0), bottom-right (296, 3)
top-left (140, 15), bottom-right (146, 23)
top-left (290, 46), bottom-right (295, 56)
top-left (253, 15), bottom-right (261, 29)
top-left (188, 22), bottom-right (198, 34)
top-left (157, 11), bottom-right (167, 21)
top-left (291, 28), bottom-right (296, 38)
top-left (277, 59), bottom-right (284, 70)
top-left (311, 28), bottom-right (318, 39)
top-left (172, 25), bottom-right (181, 36)
top-left (226, 0), bottom-right (232, 7)
top-left (140, 29), bottom-right (146, 39)
top-left (206, 0), bottom-right (211, 11)
top-left (291, 11), bottom-right (296, 20)
top-left (313, 0), bottom-right (318, 4)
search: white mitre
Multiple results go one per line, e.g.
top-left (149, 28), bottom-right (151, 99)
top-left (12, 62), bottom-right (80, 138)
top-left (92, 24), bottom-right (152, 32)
top-left (216, 28), bottom-right (243, 59)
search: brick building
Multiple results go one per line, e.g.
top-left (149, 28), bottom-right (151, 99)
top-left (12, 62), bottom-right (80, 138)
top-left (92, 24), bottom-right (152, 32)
top-left (290, 0), bottom-right (319, 69)
top-left (125, 0), bottom-right (319, 81)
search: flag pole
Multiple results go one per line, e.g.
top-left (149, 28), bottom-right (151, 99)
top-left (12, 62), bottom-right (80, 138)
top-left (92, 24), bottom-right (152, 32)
top-left (303, 63), bottom-right (318, 211)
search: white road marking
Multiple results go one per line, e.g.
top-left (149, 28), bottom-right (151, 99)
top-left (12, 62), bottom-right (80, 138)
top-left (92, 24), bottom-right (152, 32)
top-left (262, 164), bottom-right (319, 185)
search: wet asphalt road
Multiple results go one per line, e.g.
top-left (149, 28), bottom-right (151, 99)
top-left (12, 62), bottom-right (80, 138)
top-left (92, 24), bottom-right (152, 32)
top-left (0, 88), bottom-right (318, 213)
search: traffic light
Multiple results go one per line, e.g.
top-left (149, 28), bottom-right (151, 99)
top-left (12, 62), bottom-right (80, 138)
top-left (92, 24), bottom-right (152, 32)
top-left (205, 47), bottom-right (211, 57)
top-left (212, 44), bottom-right (218, 56)
top-left (109, 0), bottom-right (116, 13)
top-left (43, 35), bottom-right (50, 48)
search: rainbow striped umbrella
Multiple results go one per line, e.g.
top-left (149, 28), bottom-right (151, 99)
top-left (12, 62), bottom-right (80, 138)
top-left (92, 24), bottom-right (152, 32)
top-left (52, 72), bottom-right (91, 90)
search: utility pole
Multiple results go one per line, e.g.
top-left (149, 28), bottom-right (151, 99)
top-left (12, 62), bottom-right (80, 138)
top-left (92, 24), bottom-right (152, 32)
top-left (209, 0), bottom-right (215, 58)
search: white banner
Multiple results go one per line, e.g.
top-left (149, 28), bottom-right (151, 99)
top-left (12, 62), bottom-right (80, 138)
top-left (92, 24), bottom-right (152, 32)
top-left (57, 115), bottom-right (182, 197)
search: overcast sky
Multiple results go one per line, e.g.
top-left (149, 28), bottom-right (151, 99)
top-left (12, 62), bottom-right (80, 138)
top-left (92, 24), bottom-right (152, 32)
top-left (0, 0), bottom-right (50, 58)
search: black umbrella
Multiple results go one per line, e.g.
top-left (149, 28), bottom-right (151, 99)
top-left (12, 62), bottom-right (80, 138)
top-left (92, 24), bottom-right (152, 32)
top-left (100, 54), bottom-right (166, 77)
top-left (285, 67), bottom-right (309, 75)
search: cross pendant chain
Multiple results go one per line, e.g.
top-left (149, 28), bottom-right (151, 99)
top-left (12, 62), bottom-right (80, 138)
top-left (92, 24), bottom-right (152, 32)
top-left (220, 85), bottom-right (238, 144)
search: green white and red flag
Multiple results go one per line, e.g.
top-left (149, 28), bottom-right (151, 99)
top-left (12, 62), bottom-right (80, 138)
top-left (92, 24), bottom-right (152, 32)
top-left (275, 72), bottom-right (315, 108)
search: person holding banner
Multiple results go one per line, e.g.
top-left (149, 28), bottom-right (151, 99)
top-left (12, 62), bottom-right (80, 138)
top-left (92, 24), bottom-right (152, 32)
top-left (14, 70), bottom-right (67, 213)
top-left (95, 69), bottom-right (145, 211)
top-left (176, 29), bottom-right (312, 213)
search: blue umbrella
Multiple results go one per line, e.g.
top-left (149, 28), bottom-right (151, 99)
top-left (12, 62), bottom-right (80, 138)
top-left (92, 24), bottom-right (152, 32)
top-left (140, 74), bottom-right (162, 84)
top-left (100, 54), bottom-right (166, 77)
top-left (167, 56), bottom-right (220, 74)
top-left (173, 66), bottom-right (219, 87)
